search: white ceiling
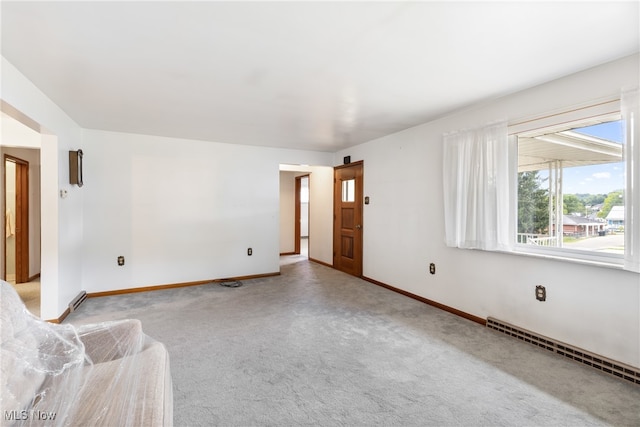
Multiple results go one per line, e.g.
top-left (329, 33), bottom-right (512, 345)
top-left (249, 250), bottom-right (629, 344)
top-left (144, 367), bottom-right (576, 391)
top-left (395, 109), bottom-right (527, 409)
top-left (2, 1), bottom-right (638, 152)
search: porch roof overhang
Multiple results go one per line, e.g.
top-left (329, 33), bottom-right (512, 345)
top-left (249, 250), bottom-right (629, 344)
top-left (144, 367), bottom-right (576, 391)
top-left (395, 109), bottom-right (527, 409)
top-left (518, 130), bottom-right (622, 173)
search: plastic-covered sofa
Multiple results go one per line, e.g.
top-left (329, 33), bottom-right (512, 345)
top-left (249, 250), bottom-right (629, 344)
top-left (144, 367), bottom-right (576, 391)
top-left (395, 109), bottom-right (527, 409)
top-left (0, 280), bottom-right (173, 426)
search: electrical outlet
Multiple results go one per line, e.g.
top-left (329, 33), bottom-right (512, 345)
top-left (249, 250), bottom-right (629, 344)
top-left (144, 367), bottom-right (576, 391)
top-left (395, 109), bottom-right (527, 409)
top-left (247, 248), bottom-right (252, 256)
top-left (535, 285), bottom-right (546, 301)
top-left (429, 263), bottom-right (436, 275)
top-left (117, 256), bottom-right (125, 266)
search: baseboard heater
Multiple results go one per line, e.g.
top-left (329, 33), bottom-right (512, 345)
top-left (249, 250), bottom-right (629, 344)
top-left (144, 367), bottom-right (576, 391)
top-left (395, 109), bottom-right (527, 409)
top-left (486, 317), bottom-right (640, 386)
top-left (69, 290), bottom-right (87, 312)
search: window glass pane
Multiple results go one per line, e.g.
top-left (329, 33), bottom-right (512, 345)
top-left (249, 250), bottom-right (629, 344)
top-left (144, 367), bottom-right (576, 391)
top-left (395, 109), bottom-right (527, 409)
top-left (342, 179), bottom-right (355, 202)
top-left (517, 118), bottom-right (624, 256)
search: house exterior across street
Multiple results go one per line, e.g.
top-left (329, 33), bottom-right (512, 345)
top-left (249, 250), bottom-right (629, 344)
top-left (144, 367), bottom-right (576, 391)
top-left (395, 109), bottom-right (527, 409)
top-left (562, 215), bottom-right (606, 237)
top-left (606, 206), bottom-right (625, 230)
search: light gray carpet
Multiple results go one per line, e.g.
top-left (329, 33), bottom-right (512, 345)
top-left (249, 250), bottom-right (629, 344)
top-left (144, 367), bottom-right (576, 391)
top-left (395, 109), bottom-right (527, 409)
top-left (12, 279), bottom-right (40, 318)
top-left (66, 256), bottom-right (640, 426)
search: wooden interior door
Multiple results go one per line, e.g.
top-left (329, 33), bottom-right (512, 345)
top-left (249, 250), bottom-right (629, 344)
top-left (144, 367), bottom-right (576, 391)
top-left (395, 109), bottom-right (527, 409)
top-left (15, 159), bottom-right (29, 283)
top-left (4, 155), bottom-right (29, 283)
top-left (295, 175), bottom-right (301, 254)
top-left (333, 161), bottom-right (363, 277)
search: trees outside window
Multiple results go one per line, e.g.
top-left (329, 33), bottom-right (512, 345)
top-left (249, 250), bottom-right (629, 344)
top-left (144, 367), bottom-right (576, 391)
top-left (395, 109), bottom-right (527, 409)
top-left (516, 118), bottom-right (624, 254)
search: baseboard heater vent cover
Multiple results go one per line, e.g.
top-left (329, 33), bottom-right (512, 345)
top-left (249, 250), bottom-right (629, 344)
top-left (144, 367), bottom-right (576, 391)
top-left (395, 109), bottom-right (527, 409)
top-left (219, 280), bottom-right (242, 288)
top-left (486, 317), bottom-right (640, 386)
top-left (69, 290), bottom-right (87, 312)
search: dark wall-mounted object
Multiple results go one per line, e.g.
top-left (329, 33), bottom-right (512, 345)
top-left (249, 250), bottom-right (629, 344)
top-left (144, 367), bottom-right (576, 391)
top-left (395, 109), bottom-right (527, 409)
top-left (343, 156), bottom-right (351, 165)
top-left (69, 149), bottom-right (84, 187)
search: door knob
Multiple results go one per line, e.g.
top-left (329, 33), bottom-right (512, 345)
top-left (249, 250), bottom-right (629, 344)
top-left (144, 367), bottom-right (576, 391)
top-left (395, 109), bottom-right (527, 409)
top-left (356, 224), bottom-right (362, 229)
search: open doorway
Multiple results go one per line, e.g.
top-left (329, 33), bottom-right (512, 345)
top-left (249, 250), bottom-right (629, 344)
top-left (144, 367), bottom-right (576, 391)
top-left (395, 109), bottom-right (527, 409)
top-left (2, 112), bottom-right (43, 318)
top-left (295, 175), bottom-right (309, 258)
top-left (279, 169), bottom-right (310, 263)
top-left (279, 164), bottom-right (334, 268)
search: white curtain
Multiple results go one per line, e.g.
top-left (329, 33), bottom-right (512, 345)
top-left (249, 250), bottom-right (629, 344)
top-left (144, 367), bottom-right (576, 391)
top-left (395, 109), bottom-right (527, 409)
top-left (443, 120), bottom-right (513, 251)
top-left (622, 88), bottom-right (640, 273)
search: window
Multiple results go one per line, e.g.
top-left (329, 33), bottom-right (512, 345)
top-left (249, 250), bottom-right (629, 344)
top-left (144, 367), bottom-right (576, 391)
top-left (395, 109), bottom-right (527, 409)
top-left (444, 91), bottom-right (639, 271)
top-left (341, 179), bottom-right (355, 202)
top-left (516, 117), bottom-right (625, 258)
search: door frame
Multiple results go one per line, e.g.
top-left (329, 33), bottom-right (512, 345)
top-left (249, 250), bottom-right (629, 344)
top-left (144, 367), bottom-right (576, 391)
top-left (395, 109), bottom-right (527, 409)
top-left (333, 161), bottom-right (363, 277)
top-left (3, 154), bottom-right (29, 283)
top-left (294, 174), bottom-right (310, 255)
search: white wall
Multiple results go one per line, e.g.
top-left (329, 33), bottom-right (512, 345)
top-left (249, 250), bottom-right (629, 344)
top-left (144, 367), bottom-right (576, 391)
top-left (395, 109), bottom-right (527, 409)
top-left (1, 112), bottom-right (41, 148)
top-left (279, 171), bottom-right (298, 254)
top-left (301, 202), bottom-right (309, 237)
top-left (1, 57), bottom-right (83, 320)
top-left (81, 130), bottom-right (333, 293)
top-left (308, 166), bottom-right (333, 264)
top-left (336, 54), bottom-right (640, 368)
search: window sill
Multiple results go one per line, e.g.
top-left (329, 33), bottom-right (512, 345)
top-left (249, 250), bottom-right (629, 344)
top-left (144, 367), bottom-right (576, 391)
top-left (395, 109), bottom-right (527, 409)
top-left (508, 245), bottom-right (625, 271)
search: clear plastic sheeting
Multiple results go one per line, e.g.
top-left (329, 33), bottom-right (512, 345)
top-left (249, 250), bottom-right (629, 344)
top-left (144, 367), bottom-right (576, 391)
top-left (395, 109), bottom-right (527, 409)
top-left (0, 281), bottom-right (173, 426)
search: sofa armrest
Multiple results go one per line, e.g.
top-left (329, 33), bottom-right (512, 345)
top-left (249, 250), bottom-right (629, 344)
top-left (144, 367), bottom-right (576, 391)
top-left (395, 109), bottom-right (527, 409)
top-left (77, 319), bottom-right (146, 364)
top-left (68, 342), bottom-right (173, 426)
